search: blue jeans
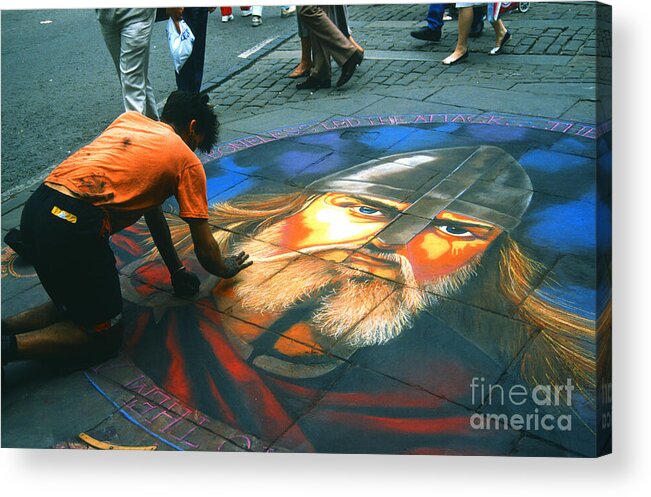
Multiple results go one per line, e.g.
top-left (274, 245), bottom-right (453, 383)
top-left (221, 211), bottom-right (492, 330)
top-left (426, 4), bottom-right (445, 31)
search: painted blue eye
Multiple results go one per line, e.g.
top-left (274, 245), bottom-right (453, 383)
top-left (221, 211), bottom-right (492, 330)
top-left (439, 225), bottom-right (473, 237)
top-left (357, 206), bottom-right (382, 216)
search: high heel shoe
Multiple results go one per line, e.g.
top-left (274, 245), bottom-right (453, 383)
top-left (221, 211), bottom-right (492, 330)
top-left (489, 31), bottom-right (511, 55)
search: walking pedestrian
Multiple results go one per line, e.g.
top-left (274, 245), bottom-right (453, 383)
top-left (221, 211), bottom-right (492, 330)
top-left (410, 4), bottom-right (485, 42)
top-left (220, 6), bottom-right (252, 22)
top-left (249, 5), bottom-right (296, 27)
top-left (96, 8), bottom-right (159, 119)
top-left (289, 5), bottom-right (363, 79)
top-left (442, 2), bottom-right (510, 65)
top-left (167, 7), bottom-right (217, 93)
top-left (296, 5), bottom-right (364, 90)
top-left (410, 4), bottom-right (445, 42)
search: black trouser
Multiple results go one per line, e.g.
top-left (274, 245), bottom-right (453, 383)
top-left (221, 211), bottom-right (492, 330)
top-left (20, 184), bottom-right (122, 332)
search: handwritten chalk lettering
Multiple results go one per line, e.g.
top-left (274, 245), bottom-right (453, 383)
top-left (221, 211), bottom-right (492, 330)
top-left (546, 121), bottom-right (575, 133)
top-left (368, 116), bottom-right (403, 126)
top-left (333, 118), bottom-right (362, 129)
top-left (125, 379), bottom-right (174, 406)
top-left (574, 125), bottom-right (597, 138)
top-left (318, 120), bottom-right (342, 131)
top-left (485, 115), bottom-right (506, 126)
top-left (269, 124), bottom-right (313, 139)
top-left (126, 399), bottom-right (160, 419)
top-left (124, 376), bottom-right (187, 414)
top-left (227, 140), bottom-right (254, 152)
top-left (206, 148), bottom-right (224, 160)
top-left (120, 375), bottom-right (263, 450)
top-left (230, 434), bottom-right (253, 450)
top-left (123, 394), bottom-right (206, 449)
top-left (215, 433), bottom-right (252, 452)
top-left (451, 114), bottom-right (470, 123)
top-left (241, 135), bottom-right (273, 148)
top-left (160, 413), bottom-right (208, 449)
top-left (198, 113), bottom-right (598, 163)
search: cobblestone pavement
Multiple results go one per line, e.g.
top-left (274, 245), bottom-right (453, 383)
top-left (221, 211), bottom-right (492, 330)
top-left (1, 2), bottom-right (611, 455)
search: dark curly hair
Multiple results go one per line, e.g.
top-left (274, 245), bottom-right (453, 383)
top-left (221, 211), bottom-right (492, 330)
top-left (160, 91), bottom-right (219, 153)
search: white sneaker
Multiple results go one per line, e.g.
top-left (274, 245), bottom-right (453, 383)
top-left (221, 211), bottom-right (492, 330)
top-left (221, 14), bottom-right (234, 22)
top-left (240, 9), bottom-right (252, 17)
top-left (251, 15), bottom-right (262, 27)
top-left (281, 6), bottom-right (296, 18)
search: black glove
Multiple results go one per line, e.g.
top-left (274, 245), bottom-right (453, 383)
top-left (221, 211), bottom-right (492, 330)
top-left (220, 251), bottom-right (253, 279)
top-left (171, 267), bottom-right (201, 297)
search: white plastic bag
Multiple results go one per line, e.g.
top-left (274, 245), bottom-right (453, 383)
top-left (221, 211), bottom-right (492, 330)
top-left (166, 17), bottom-right (195, 73)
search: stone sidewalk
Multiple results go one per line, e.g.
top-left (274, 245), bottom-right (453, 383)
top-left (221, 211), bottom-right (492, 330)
top-left (1, 2), bottom-right (611, 455)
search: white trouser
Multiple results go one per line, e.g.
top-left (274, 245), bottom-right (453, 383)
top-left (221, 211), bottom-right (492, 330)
top-left (97, 8), bottom-right (159, 120)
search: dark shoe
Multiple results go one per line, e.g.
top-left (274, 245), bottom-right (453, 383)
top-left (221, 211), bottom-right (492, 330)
top-left (296, 76), bottom-right (331, 90)
top-left (442, 50), bottom-right (468, 65)
top-left (410, 26), bottom-right (442, 42)
top-left (489, 31), bottom-right (511, 55)
top-left (4, 228), bottom-right (31, 263)
top-left (336, 50), bottom-right (364, 88)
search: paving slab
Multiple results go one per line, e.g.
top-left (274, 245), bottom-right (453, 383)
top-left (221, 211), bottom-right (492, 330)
top-left (427, 85), bottom-right (580, 119)
top-left (222, 107), bottom-right (329, 136)
top-left (2, 370), bottom-right (119, 448)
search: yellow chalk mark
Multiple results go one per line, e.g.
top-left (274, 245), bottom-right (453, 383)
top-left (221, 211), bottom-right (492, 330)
top-left (78, 432), bottom-right (157, 450)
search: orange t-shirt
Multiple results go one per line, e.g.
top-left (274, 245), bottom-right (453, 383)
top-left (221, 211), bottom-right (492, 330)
top-left (45, 111), bottom-right (208, 233)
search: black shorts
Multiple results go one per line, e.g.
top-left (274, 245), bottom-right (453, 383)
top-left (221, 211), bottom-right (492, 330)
top-left (20, 184), bottom-right (122, 332)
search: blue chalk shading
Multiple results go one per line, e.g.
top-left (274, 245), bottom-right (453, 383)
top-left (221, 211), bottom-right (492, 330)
top-left (385, 129), bottom-right (471, 155)
top-left (525, 193), bottom-right (596, 252)
top-left (354, 126), bottom-right (414, 151)
top-left (205, 169), bottom-right (249, 198)
top-left (433, 123), bottom-right (463, 133)
top-left (208, 178), bottom-right (259, 204)
top-left (596, 198), bottom-right (612, 251)
top-left (213, 155), bottom-right (261, 174)
top-left (273, 150), bottom-right (328, 176)
top-left (597, 150), bottom-right (612, 175)
top-left (464, 123), bottom-right (529, 143)
top-left (83, 371), bottom-right (185, 451)
top-left (519, 149), bottom-right (593, 174)
top-left (551, 136), bottom-right (596, 158)
top-left (538, 284), bottom-right (597, 321)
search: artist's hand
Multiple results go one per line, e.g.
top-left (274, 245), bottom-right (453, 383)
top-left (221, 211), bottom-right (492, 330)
top-left (171, 267), bottom-right (201, 297)
top-left (220, 251), bottom-right (252, 279)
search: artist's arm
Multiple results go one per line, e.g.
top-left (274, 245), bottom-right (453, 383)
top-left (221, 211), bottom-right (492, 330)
top-left (185, 218), bottom-right (252, 278)
top-left (144, 206), bottom-right (200, 296)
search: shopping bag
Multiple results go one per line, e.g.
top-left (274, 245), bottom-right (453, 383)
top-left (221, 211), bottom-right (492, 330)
top-left (166, 17), bottom-right (194, 73)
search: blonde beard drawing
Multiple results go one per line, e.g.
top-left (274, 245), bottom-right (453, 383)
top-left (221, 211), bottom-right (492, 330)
top-left (231, 222), bottom-right (481, 348)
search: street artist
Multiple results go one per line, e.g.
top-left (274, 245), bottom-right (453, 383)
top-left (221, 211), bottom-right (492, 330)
top-left (2, 91), bottom-right (252, 368)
